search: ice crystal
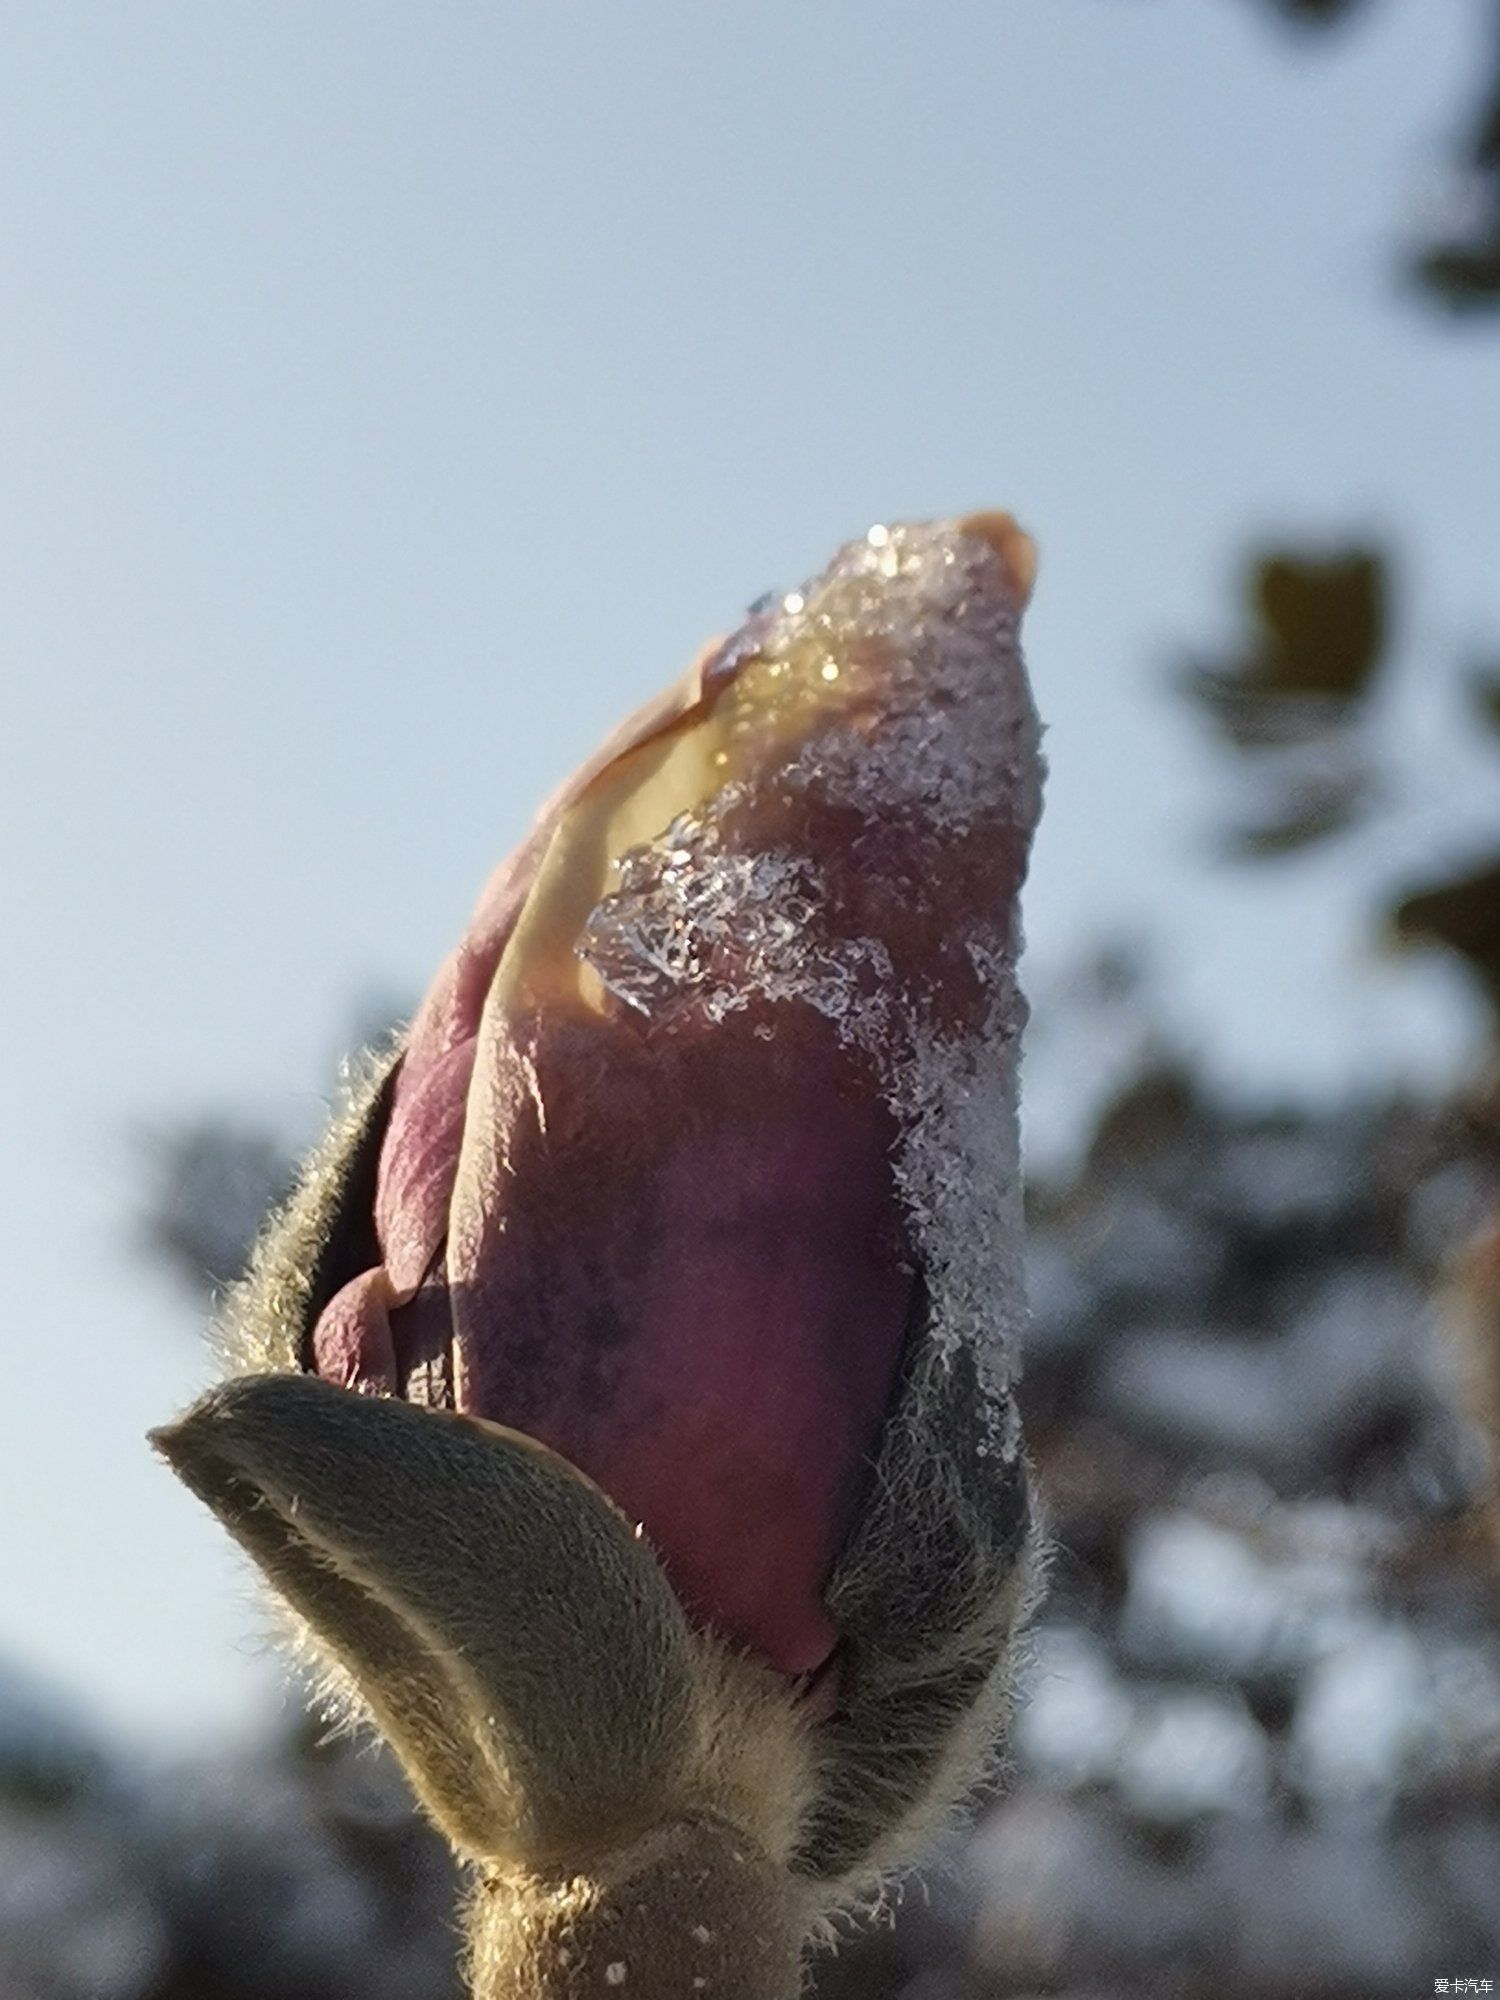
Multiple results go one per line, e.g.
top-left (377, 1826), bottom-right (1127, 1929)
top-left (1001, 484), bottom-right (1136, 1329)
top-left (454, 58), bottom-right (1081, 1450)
top-left (891, 946), bottom-right (1030, 1441)
top-left (577, 517), bottom-right (1042, 1422)
top-left (773, 521), bottom-right (1042, 838)
top-left (578, 798), bottom-right (896, 1037)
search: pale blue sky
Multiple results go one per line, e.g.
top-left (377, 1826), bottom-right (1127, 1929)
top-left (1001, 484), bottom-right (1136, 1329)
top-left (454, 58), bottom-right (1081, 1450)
top-left (3, 1), bottom-right (1497, 1744)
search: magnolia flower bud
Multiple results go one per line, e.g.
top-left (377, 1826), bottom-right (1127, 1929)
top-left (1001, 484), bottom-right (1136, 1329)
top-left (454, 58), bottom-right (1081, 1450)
top-left (155, 514), bottom-right (1044, 1997)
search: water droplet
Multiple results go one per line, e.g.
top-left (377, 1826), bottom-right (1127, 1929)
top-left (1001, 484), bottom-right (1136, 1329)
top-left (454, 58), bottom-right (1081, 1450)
top-left (782, 590), bottom-right (806, 614)
top-left (820, 662), bottom-right (840, 682)
top-left (867, 523), bottom-right (890, 547)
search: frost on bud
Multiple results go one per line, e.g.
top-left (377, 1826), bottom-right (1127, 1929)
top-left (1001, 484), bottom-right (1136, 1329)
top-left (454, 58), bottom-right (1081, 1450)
top-left (155, 515), bottom-right (1045, 1990)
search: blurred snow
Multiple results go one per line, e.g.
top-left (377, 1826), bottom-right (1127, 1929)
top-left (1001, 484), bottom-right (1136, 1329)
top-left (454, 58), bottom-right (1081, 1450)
top-left (1115, 1689), bottom-right (1271, 1825)
top-left (972, 1070), bottom-right (1500, 1997)
top-left (1120, 1511), bottom-right (1372, 1680)
top-left (0, 1722), bottom-right (462, 2000)
top-left (1013, 1628), bottom-right (1134, 1790)
top-left (0, 1663), bottom-right (107, 1809)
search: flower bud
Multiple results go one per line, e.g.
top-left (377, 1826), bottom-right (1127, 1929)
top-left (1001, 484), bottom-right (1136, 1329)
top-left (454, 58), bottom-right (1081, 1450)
top-left (156, 515), bottom-right (1045, 1988)
top-left (319, 516), bottom-right (1039, 1673)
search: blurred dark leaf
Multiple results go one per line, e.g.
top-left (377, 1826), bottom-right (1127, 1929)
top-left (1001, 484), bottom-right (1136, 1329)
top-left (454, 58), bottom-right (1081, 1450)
top-left (0, 1663), bottom-right (106, 1811)
top-left (1241, 0), bottom-right (1500, 312)
top-left (1254, 551), bottom-right (1388, 703)
top-left (1182, 550), bottom-right (1389, 754)
top-left (1478, 40), bottom-right (1500, 174)
top-left (1184, 548), bottom-right (1387, 862)
top-left (1183, 681), bottom-right (1355, 754)
top-left (1218, 744), bottom-right (1378, 857)
top-left (1076, 941), bottom-right (1149, 1009)
top-left (1224, 785), bottom-right (1370, 856)
top-left (1259, 0), bottom-right (1372, 24)
top-left (1393, 856), bottom-right (1500, 1016)
top-left (141, 1120), bottom-right (296, 1292)
top-left (1412, 4), bottom-right (1500, 310)
top-left (1470, 667), bottom-right (1500, 735)
top-left (1415, 231), bottom-right (1500, 311)
top-left (1085, 1063), bottom-right (1201, 1179)
top-left (137, 1007), bottom-right (408, 1303)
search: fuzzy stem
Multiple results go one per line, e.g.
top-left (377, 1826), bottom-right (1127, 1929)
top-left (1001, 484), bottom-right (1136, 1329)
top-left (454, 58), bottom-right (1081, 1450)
top-left (466, 1814), bottom-right (808, 2000)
